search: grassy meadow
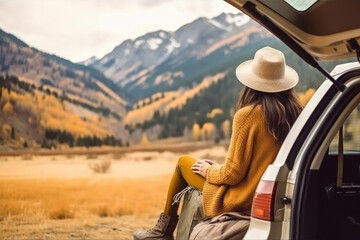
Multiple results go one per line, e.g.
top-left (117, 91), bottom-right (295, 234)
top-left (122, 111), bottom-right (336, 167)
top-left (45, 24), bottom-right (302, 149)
top-left (0, 145), bottom-right (228, 239)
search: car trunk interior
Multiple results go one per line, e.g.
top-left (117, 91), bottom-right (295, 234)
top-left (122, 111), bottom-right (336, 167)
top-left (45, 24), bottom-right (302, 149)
top-left (296, 152), bottom-right (360, 239)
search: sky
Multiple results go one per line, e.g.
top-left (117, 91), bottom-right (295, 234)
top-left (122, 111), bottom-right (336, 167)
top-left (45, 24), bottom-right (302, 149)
top-left (0, 0), bottom-right (239, 62)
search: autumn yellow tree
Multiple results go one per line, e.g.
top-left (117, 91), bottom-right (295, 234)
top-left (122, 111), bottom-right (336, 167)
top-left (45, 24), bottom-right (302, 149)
top-left (298, 88), bottom-right (316, 106)
top-left (192, 123), bottom-right (200, 141)
top-left (1, 123), bottom-right (11, 137)
top-left (206, 108), bottom-right (223, 118)
top-left (141, 132), bottom-right (149, 145)
top-left (201, 123), bottom-right (216, 141)
top-left (2, 101), bottom-right (13, 114)
top-left (221, 120), bottom-right (231, 139)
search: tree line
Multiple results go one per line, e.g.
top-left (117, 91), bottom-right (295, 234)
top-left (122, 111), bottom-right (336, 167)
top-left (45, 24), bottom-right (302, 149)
top-left (42, 129), bottom-right (126, 149)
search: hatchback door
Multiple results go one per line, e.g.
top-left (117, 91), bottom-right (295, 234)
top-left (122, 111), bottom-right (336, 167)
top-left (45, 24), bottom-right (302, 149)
top-left (224, 0), bottom-right (360, 60)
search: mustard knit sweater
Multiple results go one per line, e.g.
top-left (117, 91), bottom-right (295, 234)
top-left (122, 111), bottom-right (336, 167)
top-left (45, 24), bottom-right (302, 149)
top-left (203, 105), bottom-right (281, 217)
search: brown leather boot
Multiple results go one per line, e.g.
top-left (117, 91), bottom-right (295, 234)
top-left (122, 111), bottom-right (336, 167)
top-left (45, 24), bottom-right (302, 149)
top-left (133, 213), bottom-right (179, 240)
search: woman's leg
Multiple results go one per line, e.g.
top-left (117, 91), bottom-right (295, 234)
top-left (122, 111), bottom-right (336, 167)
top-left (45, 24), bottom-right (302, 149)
top-left (164, 155), bottom-right (205, 216)
top-left (134, 155), bottom-right (205, 240)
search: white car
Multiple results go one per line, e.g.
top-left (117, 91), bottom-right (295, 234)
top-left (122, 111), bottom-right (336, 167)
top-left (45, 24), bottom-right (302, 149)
top-left (225, 0), bottom-right (360, 239)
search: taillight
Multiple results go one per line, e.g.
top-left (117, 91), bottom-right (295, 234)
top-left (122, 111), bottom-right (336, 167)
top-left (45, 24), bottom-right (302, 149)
top-left (251, 180), bottom-right (278, 221)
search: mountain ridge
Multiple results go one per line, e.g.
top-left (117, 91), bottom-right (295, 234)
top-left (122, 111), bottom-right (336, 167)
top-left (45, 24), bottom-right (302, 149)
top-left (87, 12), bottom-right (274, 102)
top-left (0, 28), bottom-right (128, 115)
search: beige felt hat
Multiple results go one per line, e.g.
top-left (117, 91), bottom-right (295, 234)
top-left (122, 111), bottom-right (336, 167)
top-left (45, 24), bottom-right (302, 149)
top-left (236, 46), bottom-right (298, 92)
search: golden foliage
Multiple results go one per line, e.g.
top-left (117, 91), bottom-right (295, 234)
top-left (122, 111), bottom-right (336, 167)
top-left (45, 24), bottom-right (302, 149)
top-left (95, 80), bottom-right (126, 105)
top-left (192, 123), bottom-right (200, 141)
top-left (125, 73), bottom-right (226, 126)
top-left (126, 91), bottom-right (179, 125)
top-left (155, 72), bottom-right (173, 85)
top-left (201, 123), bottom-right (216, 140)
top-left (2, 101), bottom-right (13, 113)
top-left (173, 71), bottom-right (184, 78)
top-left (0, 89), bottom-right (110, 137)
top-left (141, 132), bottom-right (150, 145)
top-left (165, 73), bottom-right (225, 113)
top-left (221, 120), bottom-right (231, 139)
top-left (1, 123), bottom-right (11, 136)
top-left (206, 108), bottom-right (223, 118)
top-left (154, 71), bottom-right (184, 85)
top-left (298, 88), bottom-right (316, 106)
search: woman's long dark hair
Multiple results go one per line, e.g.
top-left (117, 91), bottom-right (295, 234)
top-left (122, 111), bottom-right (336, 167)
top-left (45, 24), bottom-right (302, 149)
top-left (237, 86), bottom-right (303, 142)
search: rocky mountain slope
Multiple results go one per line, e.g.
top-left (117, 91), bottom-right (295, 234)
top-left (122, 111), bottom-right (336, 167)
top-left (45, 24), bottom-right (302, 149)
top-left (0, 29), bottom-right (127, 116)
top-left (87, 12), bottom-right (273, 102)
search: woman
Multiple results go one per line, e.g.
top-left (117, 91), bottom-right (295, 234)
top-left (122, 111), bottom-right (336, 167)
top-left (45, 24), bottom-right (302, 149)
top-left (134, 46), bottom-right (303, 240)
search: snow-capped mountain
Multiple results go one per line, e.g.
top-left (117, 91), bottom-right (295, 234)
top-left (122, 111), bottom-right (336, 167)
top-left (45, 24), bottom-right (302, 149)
top-left (78, 56), bottom-right (98, 66)
top-left (211, 12), bottom-right (250, 31)
top-left (86, 12), bottom-right (273, 101)
top-left (92, 30), bottom-right (178, 86)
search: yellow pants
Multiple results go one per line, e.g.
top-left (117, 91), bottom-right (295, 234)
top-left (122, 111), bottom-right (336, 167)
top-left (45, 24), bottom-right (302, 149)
top-left (164, 155), bottom-right (205, 216)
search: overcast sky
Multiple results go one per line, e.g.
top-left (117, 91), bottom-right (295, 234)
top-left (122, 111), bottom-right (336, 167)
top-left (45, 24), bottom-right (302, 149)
top-left (0, 0), bottom-right (239, 62)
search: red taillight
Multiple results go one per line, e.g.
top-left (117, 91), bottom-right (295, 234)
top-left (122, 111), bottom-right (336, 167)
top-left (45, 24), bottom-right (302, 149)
top-left (251, 180), bottom-right (278, 221)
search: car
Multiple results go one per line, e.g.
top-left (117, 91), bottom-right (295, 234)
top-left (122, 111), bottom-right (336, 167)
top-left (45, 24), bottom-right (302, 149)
top-left (224, 0), bottom-right (360, 239)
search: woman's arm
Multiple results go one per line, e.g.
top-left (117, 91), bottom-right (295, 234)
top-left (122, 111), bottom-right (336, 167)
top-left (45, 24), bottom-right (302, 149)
top-left (205, 107), bottom-right (256, 185)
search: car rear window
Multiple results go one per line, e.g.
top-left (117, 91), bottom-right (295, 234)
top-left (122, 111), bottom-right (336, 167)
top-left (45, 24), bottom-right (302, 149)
top-left (284, 0), bottom-right (318, 11)
top-left (329, 101), bottom-right (360, 153)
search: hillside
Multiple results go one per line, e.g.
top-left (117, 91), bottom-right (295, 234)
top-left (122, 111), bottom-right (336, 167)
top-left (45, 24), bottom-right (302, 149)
top-left (0, 29), bottom-right (127, 116)
top-left (0, 75), bottom-right (127, 150)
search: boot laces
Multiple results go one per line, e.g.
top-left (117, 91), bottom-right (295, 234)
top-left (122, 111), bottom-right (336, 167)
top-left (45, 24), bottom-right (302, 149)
top-left (147, 213), bottom-right (166, 232)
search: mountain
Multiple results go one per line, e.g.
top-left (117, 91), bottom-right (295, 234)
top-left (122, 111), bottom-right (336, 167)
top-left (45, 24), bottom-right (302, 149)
top-left (0, 28), bottom-right (127, 116)
top-left (0, 28), bottom-right (130, 149)
top-left (78, 56), bottom-right (98, 66)
top-left (88, 12), bottom-right (273, 102)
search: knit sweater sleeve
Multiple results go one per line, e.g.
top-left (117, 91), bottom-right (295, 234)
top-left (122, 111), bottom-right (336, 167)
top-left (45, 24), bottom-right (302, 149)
top-left (205, 106), bottom-right (256, 185)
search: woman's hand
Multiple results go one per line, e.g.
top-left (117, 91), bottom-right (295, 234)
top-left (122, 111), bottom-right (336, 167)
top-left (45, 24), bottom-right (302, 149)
top-left (192, 160), bottom-right (212, 178)
top-left (203, 159), bottom-right (219, 166)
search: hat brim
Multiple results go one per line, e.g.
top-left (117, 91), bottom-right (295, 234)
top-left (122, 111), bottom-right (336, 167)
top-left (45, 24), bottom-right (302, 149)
top-left (236, 60), bottom-right (299, 93)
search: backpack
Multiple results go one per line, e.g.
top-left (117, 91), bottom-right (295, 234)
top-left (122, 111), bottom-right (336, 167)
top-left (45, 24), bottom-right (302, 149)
top-left (175, 186), bottom-right (204, 240)
top-left (189, 212), bottom-right (250, 240)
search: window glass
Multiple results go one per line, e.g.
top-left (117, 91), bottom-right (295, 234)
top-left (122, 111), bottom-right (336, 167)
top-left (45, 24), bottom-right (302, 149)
top-left (329, 103), bottom-right (360, 153)
top-left (283, 0), bottom-right (318, 11)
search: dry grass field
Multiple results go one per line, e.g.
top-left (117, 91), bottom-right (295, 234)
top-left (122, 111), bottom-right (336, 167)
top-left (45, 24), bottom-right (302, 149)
top-left (0, 145), bottom-right (228, 239)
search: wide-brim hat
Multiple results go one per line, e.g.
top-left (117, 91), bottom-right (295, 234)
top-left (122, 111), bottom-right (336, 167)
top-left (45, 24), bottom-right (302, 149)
top-left (236, 46), bottom-right (298, 92)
